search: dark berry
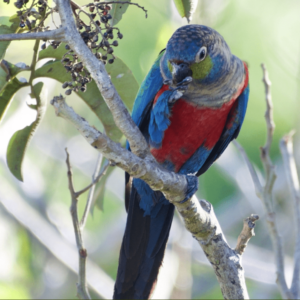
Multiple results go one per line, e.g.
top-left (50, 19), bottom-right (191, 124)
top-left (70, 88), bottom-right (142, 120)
top-left (105, 5), bottom-right (111, 10)
top-left (80, 85), bottom-right (86, 92)
top-left (92, 35), bottom-right (98, 42)
top-left (41, 43), bottom-right (46, 50)
top-left (112, 40), bottom-right (118, 47)
top-left (64, 66), bottom-right (72, 72)
top-left (101, 16), bottom-right (107, 23)
top-left (107, 47), bottom-right (114, 54)
top-left (89, 6), bottom-right (95, 12)
top-left (14, 1), bottom-right (23, 9)
top-left (74, 62), bottom-right (83, 72)
top-left (106, 14), bottom-right (112, 20)
top-left (104, 40), bottom-right (110, 47)
top-left (65, 44), bottom-right (70, 50)
top-left (95, 52), bottom-right (102, 59)
top-left (102, 55), bottom-right (107, 60)
top-left (108, 33), bottom-right (113, 39)
top-left (95, 20), bottom-right (100, 26)
top-left (117, 32), bottom-right (123, 39)
top-left (108, 58), bottom-right (114, 64)
top-left (65, 89), bottom-right (72, 95)
top-left (106, 27), bottom-right (113, 34)
top-left (62, 82), bottom-right (69, 89)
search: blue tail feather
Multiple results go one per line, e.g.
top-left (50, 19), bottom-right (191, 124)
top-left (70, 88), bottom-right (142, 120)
top-left (114, 179), bottom-right (174, 299)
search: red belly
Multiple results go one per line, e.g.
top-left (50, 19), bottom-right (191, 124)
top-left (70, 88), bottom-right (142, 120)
top-left (150, 98), bottom-right (236, 172)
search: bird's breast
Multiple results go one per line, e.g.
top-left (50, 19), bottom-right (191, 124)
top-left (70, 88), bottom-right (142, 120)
top-left (150, 96), bottom-right (236, 172)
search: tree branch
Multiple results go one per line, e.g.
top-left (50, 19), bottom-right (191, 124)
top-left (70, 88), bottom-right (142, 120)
top-left (0, 27), bottom-right (65, 42)
top-left (280, 131), bottom-right (300, 298)
top-left (51, 95), bottom-right (188, 203)
top-left (65, 149), bottom-right (91, 300)
top-left (235, 214), bottom-right (259, 255)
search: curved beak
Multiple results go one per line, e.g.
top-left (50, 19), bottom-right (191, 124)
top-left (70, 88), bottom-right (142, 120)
top-left (171, 62), bottom-right (192, 85)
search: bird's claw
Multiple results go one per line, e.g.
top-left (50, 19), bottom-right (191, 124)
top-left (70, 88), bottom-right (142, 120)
top-left (176, 76), bottom-right (192, 87)
top-left (180, 175), bottom-right (198, 203)
top-left (164, 76), bottom-right (192, 104)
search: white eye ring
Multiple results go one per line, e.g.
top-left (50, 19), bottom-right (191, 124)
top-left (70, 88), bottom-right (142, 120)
top-left (195, 46), bottom-right (207, 63)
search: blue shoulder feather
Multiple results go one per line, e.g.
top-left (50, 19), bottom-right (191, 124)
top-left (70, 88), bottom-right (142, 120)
top-left (126, 51), bottom-right (164, 151)
top-left (131, 52), bottom-right (164, 127)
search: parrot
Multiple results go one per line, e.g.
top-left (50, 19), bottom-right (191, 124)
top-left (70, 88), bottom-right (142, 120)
top-left (113, 24), bottom-right (249, 299)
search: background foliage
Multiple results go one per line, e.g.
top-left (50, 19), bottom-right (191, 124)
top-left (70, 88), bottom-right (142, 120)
top-left (0, 0), bottom-right (300, 298)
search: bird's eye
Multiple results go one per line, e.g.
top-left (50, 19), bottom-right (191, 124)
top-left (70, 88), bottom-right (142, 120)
top-left (195, 46), bottom-right (207, 63)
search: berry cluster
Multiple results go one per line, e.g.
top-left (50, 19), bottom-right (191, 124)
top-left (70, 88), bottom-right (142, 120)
top-left (75, 2), bottom-right (123, 66)
top-left (61, 45), bottom-right (92, 95)
top-left (59, 1), bottom-right (125, 96)
top-left (9, 0), bottom-right (49, 30)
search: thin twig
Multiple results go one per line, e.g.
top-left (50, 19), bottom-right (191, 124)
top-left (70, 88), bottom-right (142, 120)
top-left (80, 1), bottom-right (148, 18)
top-left (75, 161), bottom-right (109, 197)
top-left (233, 140), bottom-right (263, 198)
top-left (280, 131), bottom-right (300, 298)
top-left (80, 156), bottom-right (110, 229)
top-left (261, 63), bottom-right (275, 155)
top-left (105, 1), bottom-right (148, 18)
top-left (0, 27), bottom-right (65, 42)
top-left (65, 149), bottom-right (91, 300)
top-left (259, 64), bottom-right (292, 299)
top-left (236, 64), bottom-right (293, 299)
top-left (235, 214), bottom-right (259, 255)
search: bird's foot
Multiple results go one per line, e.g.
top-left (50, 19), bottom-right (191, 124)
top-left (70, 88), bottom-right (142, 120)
top-left (180, 175), bottom-right (198, 203)
top-left (164, 76), bottom-right (192, 104)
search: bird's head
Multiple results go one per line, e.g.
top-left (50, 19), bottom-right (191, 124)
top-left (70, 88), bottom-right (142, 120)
top-left (160, 25), bottom-right (232, 86)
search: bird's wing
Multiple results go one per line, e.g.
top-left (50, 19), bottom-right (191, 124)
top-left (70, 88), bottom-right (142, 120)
top-left (125, 51), bottom-right (165, 211)
top-left (195, 84), bottom-right (249, 176)
top-left (130, 51), bottom-right (165, 137)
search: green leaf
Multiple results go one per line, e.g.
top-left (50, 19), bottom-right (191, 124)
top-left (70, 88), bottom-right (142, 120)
top-left (108, 0), bottom-right (131, 26)
top-left (173, 0), bottom-right (198, 22)
top-left (0, 78), bottom-right (28, 123)
top-left (34, 55), bottom-right (139, 141)
top-left (6, 82), bottom-right (46, 181)
top-left (0, 60), bottom-right (30, 90)
top-left (0, 15), bottom-right (20, 60)
top-left (0, 60), bottom-right (30, 123)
